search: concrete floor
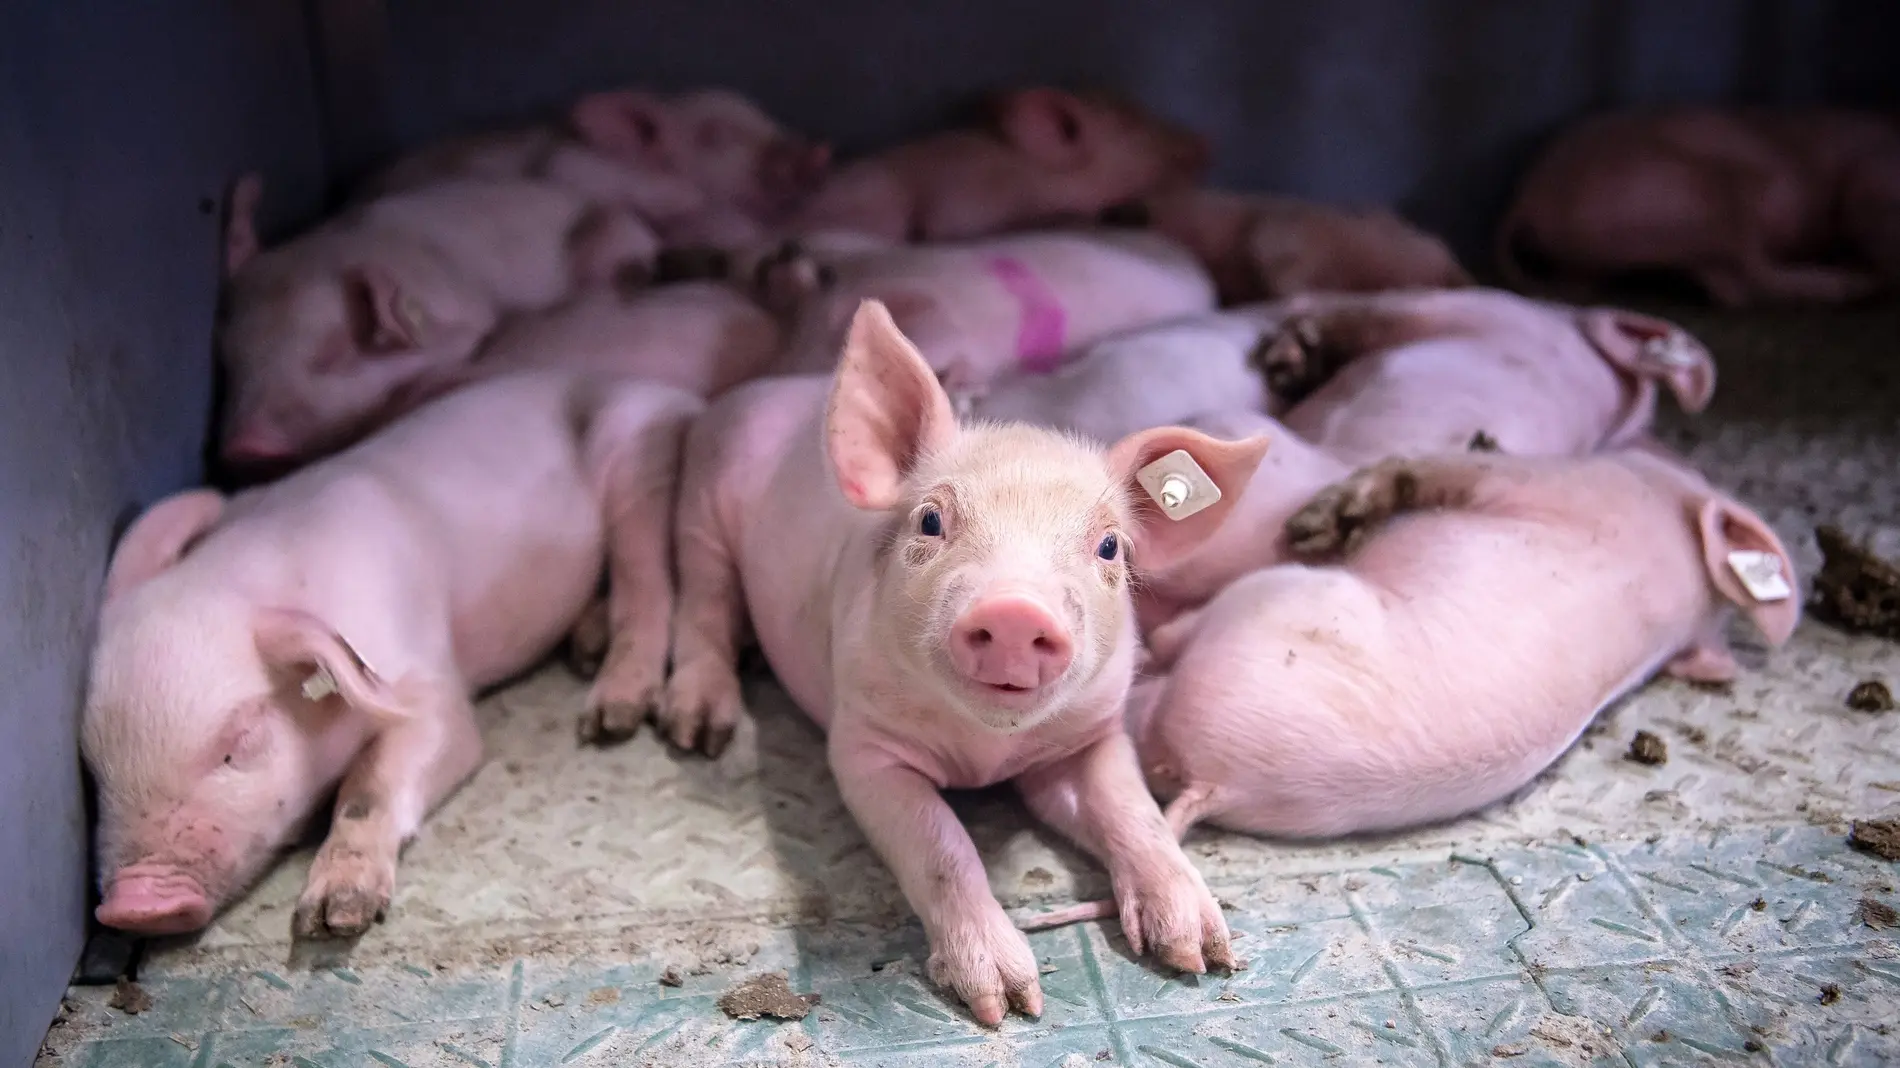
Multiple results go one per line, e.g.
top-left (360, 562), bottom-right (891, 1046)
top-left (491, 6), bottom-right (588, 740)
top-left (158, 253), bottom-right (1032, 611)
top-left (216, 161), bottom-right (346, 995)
top-left (36, 301), bottom-right (1900, 1068)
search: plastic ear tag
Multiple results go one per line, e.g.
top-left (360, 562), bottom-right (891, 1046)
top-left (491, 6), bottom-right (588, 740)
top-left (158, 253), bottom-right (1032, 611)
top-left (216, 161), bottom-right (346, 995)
top-left (301, 666), bottom-right (339, 702)
top-left (1642, 332), bottom-right (1696, 369)
top-left (1136, 450), bottom-right (1220, 522)
top-left (1727, 550), bottom-right (1792, 602)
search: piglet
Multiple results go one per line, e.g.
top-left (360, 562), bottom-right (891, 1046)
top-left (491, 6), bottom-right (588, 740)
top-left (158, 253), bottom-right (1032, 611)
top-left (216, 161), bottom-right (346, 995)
top-left (373, 281), bottom-right (783, 435)
top-left (86, 370), bottom-right (699, 937)
top-left (764, 230), bottom-right (1216, 394)
top-left (1265, 288), bottom-right (1716, 465)
top-left (967, 310), bottom-right (1286, 442)
top-left (791, 88), bottom-right (1207, 243)
top-left (361, 88), bottom-right (830, 236)
top-left (1125, 447), bottom-right (1798, 839)
top-left (660, 301), bottom-right (1267, 1024)
top-left (219, 176), bottom-right (660, 467)
top-left (1129, 189), bottom-right (1471, 304)
top-left (1496, 108), bottom-right (1900, 306)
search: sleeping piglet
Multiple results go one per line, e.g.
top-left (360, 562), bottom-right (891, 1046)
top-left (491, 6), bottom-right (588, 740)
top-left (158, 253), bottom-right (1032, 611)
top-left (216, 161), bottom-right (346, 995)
top-left (219, 175), bottom-right (660, 466)
top-left (1126, 189), bottom-right (1472, 304)
top-left (361, 281), bottom-right (783, 441)
top-left (1124, 446), bottom-right (1800, 839)
top-left (791, 87), bottom-right (1207, 243)
top-left (86, 370), bottom-right (699, 938)
top-left (360, 88), bottom-right (830, 237)
top-left (658, 300), bottom-right (1268, 1025)
top-left (764, 230), bottom-right (1215, 394)
top-left (1266, 288), bottom-right (1717, 465)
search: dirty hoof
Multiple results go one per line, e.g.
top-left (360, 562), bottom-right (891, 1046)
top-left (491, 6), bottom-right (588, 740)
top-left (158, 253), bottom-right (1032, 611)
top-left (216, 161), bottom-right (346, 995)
top-left (1285, 462), bottom-right (1417, 556)
top-left (657, 660), bottom-right (747, 758)
top-left (1250, 316), bottom-right (1326, 400)
top-left (577, 690), bottom-right (658, 746)
top-left (293, 856), bottom-right (393, 940)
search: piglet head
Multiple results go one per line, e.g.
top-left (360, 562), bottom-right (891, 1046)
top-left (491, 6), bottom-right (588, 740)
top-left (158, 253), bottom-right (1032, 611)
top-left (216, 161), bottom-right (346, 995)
top-left (84, 499), bottom-right (399, 935)
top-left (991, 88), bottom-right (1210, 210)
top-left (826, 299), bottom-right (1267, 732)
top-left (218, 254), bottom-right (491, 472)
top-left (572, 88), bottom-right (829, 222)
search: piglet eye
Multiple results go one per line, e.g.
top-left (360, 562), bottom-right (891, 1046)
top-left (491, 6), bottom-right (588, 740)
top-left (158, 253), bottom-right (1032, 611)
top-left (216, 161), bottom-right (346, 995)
top-left (919, 508), bottom-right (943, 537)
top-left (1097, 533), bottom-right (1119, 560)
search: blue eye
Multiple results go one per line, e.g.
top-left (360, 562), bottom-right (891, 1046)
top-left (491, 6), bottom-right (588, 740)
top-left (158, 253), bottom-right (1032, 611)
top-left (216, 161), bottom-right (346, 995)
top-left (920, 508), bottom-right (943, 536)
top-left (1097, 533), bottom-right (1119, 560)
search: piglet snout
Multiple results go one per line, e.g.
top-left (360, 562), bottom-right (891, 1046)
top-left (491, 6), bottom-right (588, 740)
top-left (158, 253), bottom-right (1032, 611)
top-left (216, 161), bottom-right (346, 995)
top-left (96, 866), bottom-right (213, 935)
top-left (950, 593), bottom-right (1073, 692)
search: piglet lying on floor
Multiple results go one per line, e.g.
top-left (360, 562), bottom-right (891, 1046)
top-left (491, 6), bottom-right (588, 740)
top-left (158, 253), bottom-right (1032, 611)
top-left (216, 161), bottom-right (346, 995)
top-left (1131, 447), bottom-right (1799, 839)
top-left (762, 230), bottom-right (1215, 394)
top-left (86, 371), bottom-right (699, 938)
top-left (660, 300), bottom-right (1267, 1025)
top-left (219, 174), bottom-right (660, 467)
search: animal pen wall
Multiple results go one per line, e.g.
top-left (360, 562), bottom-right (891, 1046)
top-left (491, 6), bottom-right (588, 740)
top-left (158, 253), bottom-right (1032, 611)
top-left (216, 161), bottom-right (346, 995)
top-left (1, 1), bottom-right (1896, 1065)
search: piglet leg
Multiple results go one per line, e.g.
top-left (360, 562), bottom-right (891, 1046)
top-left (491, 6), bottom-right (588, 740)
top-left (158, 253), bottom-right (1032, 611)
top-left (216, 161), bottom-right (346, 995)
top-left (578, 389), bottom-right (698, 744)
top-left (1285, 454), bottom-right (1500, 556)
top-left (295, 680), bottom-right (483, 939)
top-left (831, 730), bottom-right (1042, 1027)
top-left (1015, 730), bottom-right (1234, 975)
top-left (657, 435), bottom-right (751, 757)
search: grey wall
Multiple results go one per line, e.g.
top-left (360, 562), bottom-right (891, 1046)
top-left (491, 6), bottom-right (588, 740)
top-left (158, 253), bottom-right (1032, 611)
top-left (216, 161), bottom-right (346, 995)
top-left (0, 5), bottom-right (325, 1066)
top-left (369, 0), bottom-right (1900, 260)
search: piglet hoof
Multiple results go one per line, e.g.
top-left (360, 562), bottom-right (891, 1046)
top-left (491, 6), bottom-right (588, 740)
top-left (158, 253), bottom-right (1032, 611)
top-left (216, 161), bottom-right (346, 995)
top-left (1250, 316), bottom-right (1325, 400)
top-left (925, 914), bottom-right (1043, 1028)
top-left (658, 660), bottom-right (748, 758)
top-left (753, 240), bottom-right (824, 314)
top-left (578, 678), bottom-right (662, 746)
top-left (293, 851), bottom-right (394, 940)
top-left (1285, 461), bottom-right (1418, 557)
top-left (1113, 859), bottom-right (1235, 976)
top-left (563, 601), bottom-right (612, 681)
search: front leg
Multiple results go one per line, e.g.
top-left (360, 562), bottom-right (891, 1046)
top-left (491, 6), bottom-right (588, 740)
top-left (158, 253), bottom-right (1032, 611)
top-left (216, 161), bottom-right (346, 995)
top-left (1015, 731), bottom-right (1234, 974)
top-left (579, 391), bottom-right (697, 744)
top-left (295, 679), bottom-right (483, 939)
top-left (831, 731), bottom-right (1042, 1027)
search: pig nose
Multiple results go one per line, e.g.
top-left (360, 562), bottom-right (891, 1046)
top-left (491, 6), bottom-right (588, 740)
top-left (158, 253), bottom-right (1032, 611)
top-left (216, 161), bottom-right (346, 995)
top-left (950, 595), bottom-right (1073, 692)
top-left (96, 870), bottom-right (213, 935)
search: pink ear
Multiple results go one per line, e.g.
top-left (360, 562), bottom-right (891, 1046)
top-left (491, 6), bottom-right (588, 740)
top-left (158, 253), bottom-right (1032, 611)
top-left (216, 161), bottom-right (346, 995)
top-left (341, 264), bottom-right (421, 354)
top-left (223, 172), bottom-right (264, 279)
top-left (824, 300), bottom-right (959, 510)
top-left (1104, 427), bottom-right (1271, 573)
top-left (1696, 497), bottom-right (1801, 647)
top-left (570, 90), bottom-right (672, 167)
top-left (1581, 309), bottom-right (1717, 412)
top-left (996, 88), bottom-right (1090, 168)
top-left (252, 607), bottom-right (407, 723)
top-left (104, 490), bottom-right (226, 601)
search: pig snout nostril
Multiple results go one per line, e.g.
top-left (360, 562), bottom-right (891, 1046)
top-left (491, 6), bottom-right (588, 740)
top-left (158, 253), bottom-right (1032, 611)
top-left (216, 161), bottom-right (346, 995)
top-left (1032, 635), bottom-right (1056, 653)
top-left (968, 628), bottom-right (993, 648)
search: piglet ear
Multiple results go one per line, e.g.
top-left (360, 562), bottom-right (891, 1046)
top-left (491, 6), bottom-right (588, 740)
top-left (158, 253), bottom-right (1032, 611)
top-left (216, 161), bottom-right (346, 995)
top-left (570, 90), bottom-right (673, 167)
top-left (1581, 309), bottom-right (1717, 413)
top-left (104, 490), bottom-right (226, 602)
top-left (342, 264), bottom-right (426, 354)
top-left (1696, 497), bottom-right (1801, 647)
top-left (253, 607), bottom-right (407, 724)
top-left (1105, 427), bottom-right (1271, 573)
top-left (223, 172), bottom-right (264, 279)
top-left (825, 299), bottom-right (959, 511)
top-left (995, 88), bottom-right (1090, 169)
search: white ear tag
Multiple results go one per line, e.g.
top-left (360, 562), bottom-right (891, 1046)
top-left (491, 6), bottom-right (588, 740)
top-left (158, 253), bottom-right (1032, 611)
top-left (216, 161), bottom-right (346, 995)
top-left (1642, 332), bottom-right (1696, 369)
top-left (301, 666), bottom-right (339, 701)
top-left (1727, 550), bottom-right (1792, 602)
top-left (1136, 450), bottom-right (1220, 522)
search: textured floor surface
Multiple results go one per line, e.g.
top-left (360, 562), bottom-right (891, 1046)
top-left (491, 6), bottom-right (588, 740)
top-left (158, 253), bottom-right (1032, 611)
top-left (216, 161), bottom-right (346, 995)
top-left (36, 302), bottom-right (1900, 1068)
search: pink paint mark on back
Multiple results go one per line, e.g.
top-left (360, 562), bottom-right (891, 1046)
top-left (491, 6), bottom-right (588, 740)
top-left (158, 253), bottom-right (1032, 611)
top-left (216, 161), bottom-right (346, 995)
top-left (987, 256), bottom-right (1068, 373)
